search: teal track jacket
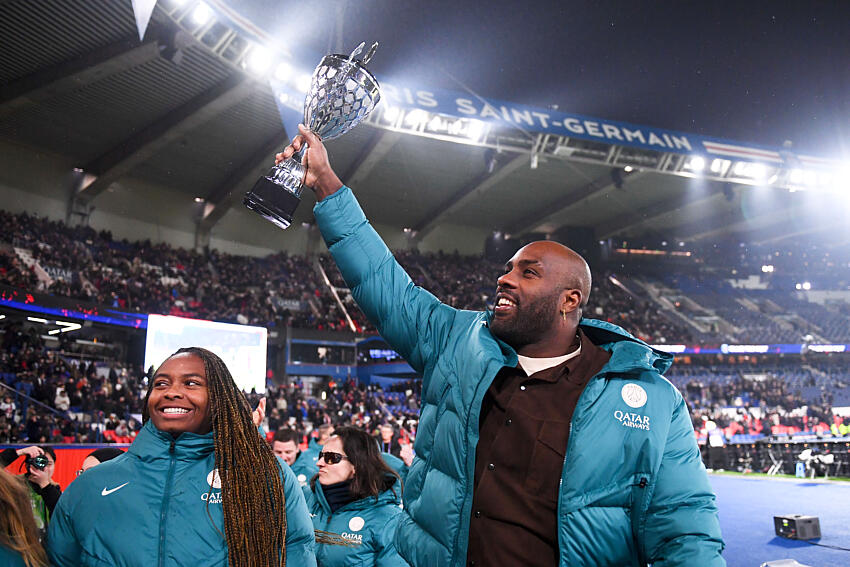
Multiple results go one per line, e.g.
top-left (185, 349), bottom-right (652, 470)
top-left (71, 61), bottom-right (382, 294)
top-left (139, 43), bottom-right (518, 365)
top-left (47, 421), bottom-right (317, 566)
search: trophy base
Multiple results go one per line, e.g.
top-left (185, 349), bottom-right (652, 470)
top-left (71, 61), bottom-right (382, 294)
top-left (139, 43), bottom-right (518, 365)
top-left (244, 176), bottom-right (302, 230)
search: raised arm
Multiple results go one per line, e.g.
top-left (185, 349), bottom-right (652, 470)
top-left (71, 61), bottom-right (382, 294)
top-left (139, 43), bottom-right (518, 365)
top-left (279, 125), bottom-right (456, 373)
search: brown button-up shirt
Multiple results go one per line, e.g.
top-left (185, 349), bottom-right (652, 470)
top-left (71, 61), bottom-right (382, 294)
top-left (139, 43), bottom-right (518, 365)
top-left (466, 330), bottom-right (611, 567)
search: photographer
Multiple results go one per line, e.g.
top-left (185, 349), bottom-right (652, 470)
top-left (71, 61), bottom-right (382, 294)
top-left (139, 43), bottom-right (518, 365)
top-left (0, 445), bottom-right (61, 532)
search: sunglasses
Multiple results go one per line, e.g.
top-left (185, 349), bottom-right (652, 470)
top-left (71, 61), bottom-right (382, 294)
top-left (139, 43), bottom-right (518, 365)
top-left (317, 451), bottom-right (349, 465)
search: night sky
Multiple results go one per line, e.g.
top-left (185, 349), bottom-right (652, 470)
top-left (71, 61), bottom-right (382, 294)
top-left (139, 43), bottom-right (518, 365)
top-left (236, 0), bottom-right (849, 158)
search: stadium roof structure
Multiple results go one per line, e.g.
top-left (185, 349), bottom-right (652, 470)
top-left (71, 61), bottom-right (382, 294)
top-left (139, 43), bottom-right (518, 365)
top-left (1, 0), bottom-right (847, 255)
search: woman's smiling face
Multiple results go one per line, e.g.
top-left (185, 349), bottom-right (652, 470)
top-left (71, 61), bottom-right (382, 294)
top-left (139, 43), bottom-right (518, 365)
top-left (148, 353), bottom-right (212, 436)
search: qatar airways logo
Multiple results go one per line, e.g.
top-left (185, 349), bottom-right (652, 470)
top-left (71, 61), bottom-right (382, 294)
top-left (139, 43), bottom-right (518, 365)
top-left (615, 410), bottom-right (650, 431)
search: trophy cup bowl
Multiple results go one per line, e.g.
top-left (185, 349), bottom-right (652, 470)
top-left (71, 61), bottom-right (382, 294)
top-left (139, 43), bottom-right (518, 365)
top-left (244, 42), bottom-right (381, 230)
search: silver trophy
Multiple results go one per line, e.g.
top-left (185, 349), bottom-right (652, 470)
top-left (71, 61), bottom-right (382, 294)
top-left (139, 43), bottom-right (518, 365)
top-left (244, 42), bottom-right (381, 229)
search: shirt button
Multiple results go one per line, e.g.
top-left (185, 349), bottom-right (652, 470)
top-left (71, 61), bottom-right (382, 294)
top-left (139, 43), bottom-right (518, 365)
top-left (520, 385), bottom-right (526, 391)
top-left (474, 510), bottom-right (481, 518)
top-left (505, 418), bottom-right (512, 426)
top-left (487, 463), bottom-right (495, 471)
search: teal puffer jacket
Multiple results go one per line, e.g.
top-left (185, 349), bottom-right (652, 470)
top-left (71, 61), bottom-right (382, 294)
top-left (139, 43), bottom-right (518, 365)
top-left (315, 187), bottom-right (724, 567)
top-left (47, 421), bottom-right (316, 566)
top-left (304, 477), bottom-right (408, 566)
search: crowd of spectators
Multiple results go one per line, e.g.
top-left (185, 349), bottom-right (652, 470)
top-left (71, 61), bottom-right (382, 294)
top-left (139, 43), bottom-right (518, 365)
top-left (1, 208), bottom-right (706, 341)
top-left (0, 314), bottom-right (423, 445)
top-left (1, 208), bottom-right (850, 453)
top-left (667, 357), bottom-right (847, 442)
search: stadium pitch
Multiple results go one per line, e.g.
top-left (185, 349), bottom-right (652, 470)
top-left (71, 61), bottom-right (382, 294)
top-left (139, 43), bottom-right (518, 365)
top-left (711, 473), bottom-right (850, 566)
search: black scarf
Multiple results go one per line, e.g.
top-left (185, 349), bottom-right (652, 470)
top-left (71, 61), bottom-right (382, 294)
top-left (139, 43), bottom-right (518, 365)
top-left (322, 480), bottom-right (355, 513)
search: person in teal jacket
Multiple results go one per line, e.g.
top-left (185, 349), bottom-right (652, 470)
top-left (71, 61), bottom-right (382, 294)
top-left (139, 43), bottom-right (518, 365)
top-left (276, 126), bottom-right (724, 566)
top-left (303, 426), bottom-right (407, 566)
top-left (47, 347), bottom-right (316, 567)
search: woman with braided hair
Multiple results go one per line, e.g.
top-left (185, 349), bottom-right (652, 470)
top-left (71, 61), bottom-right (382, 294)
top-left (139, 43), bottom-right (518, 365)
top-left (47, 347), bottom-right (316, 566)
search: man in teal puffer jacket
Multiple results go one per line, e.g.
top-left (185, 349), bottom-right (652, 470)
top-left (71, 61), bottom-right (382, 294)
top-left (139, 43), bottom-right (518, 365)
top-left (278, 126), bottom-right (724, 566)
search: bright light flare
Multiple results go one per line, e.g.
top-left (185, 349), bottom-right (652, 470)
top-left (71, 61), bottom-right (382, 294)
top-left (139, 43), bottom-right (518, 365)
top-left (750, 163), bottom-right (767, 181)
top-left (274, 62), bottom-right (291, 81)
top-left (383, 105), bottom-right (400, 122)
top-left (688, 156), bottom-right (706, 172)
top-left (404, 109), bottom-right (428, 127)
top-left (466, 119), bottom-right (486, 140)
top-left (245, 46), bottom-right (272, 74)
top-left (191, 2), bottom-right (213, 25)
top-left (295, 74), bottom-right (312, 93)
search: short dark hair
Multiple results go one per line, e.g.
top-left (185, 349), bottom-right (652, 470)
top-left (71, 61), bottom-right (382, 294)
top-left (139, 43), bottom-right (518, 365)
top-left (87, 447), bottom-right (124, 464)
top-left (39, 446), bottom-right (56, 463)
top-left (312, 426), bottom-right (400, 501)
top-left (272, 429), bottom-right (300, 445)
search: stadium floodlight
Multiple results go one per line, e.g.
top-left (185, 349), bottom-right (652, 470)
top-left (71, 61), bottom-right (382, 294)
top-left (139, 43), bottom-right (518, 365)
top-left (274, 62), bottom-right (291, 81)
top-left (194, 197), bottom-right (204, 203)
top-left (383, 105), bottom-right (400, 123)
top-left (245, 45), bottom-right (272, 75)
top-left (710, 158), bottom-right (730, 175)
top-left (687, 156), bottom-right (706, 172)
top-left (803, 170), bottom-right (818, 186)
top-left (404, 108), bottom-right (429, 127)
top-left (761, 265), bottom-right (775, 273)
top-left (803, 281), bottom-right (812, 290)
top-left (623, 165), bottom-right (634, 173)
top-left (191, 2), bottom-right (213, 25)
top-left (295, 73), bottom-right (312, 93)
top-left (466, 119), bottom-right (486, 141)
top-left (427, 116), bottom-right (444, 132)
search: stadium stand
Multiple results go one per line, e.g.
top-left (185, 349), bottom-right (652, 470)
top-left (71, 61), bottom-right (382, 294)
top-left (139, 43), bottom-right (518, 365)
top-left (1, 209), bottom-right (849, 480)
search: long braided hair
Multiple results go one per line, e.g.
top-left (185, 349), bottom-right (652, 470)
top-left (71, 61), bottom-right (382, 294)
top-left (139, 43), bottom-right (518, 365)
top-left (143, 347), bottom-right (286, 567)
top-left (0, 468), bottom-right (47, 567)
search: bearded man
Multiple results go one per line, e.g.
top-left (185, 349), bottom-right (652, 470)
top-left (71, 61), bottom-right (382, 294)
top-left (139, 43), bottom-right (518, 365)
top-left (277, 124), bottom-right (725, 567)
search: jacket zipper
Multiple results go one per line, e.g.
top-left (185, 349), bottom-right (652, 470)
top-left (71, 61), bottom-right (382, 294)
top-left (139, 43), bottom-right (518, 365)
top-left (632, 476), bottom-right (649, 565)
top-left (158, 440), bottom-right (177, 567)
top-left (556, 373), bottom-right (604, 563)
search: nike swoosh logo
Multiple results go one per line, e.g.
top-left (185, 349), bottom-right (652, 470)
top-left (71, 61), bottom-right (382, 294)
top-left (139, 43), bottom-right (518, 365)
top-left (101, 482), bottom-right (129, 496)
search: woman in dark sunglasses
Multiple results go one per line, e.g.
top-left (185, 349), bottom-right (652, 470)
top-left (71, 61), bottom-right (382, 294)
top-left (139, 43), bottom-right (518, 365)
top-left (305, 426), bottom-right (407, 566)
